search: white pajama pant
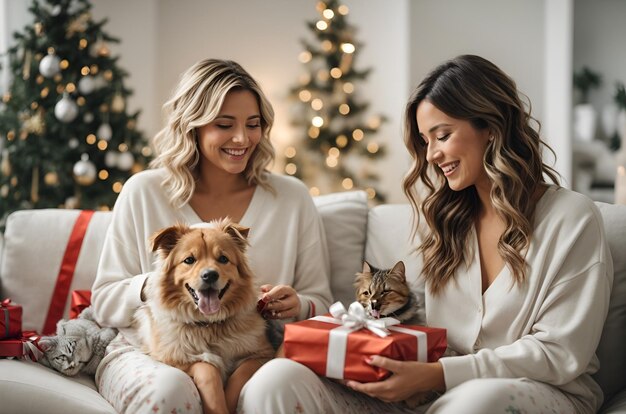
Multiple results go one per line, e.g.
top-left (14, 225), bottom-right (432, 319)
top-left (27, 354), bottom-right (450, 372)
top-left (238, 358), bottom-right (584, 414)
top-left (95, 333), bottom-right (203, 414)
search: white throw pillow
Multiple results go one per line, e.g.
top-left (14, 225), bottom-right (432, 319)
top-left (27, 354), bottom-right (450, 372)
top-left (313, 191), bottom-right (369, 306)
top-left (0, 209), bottom-right (112, 332)
top-left (365, 204), bottom-right (425, 310)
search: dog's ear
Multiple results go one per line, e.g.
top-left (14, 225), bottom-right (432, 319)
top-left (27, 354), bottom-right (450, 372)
top-left (151, 224), bottom-right (189, 257)
top-left (222, 221), bottom-right (250, 250)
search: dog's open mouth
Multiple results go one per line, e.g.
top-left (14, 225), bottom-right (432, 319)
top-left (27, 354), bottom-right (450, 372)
top-left (185, 282), bottom-right (230, 315)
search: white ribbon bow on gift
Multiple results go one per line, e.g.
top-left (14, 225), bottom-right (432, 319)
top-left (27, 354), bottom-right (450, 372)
top-left (328, 301), bottom-right (400, 337)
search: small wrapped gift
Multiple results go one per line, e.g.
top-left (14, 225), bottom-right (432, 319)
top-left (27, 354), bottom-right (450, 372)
top-left (284, 301), bottom-right (447, 382)
top-left (0, 330), bottom-right (43, 361)
top-left (69, 290), bottom-right (92, 319)
top-left (1, 298), bottom-right (22, 339)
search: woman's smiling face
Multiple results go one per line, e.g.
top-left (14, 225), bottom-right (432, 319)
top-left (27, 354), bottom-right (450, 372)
top-left (416, 99), bottom-right (491, 191)
top-left (196, 89), bottom-right (262, 175)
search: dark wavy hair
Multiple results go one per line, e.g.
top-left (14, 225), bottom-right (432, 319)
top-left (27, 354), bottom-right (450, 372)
top-left (402, 55), bottom-right (559, 295)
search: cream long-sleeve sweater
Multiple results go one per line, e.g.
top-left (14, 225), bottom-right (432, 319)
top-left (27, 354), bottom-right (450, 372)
top-left (91, 168), bottom-right (332, 345)
top-left (427, 186), bottom-right (613, 412)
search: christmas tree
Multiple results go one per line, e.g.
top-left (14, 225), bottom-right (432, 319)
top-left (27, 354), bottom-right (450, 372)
top-left (285, 0), bottom-right (387, 202)
top-left (0, 0), bottom-right (151, 229)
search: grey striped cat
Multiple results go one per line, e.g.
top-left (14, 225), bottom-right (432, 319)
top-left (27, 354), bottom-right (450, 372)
top-left (38, 307), bottom-right (117, 376)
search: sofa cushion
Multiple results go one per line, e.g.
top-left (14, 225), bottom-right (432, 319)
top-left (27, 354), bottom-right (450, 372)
top-left (0, 359), bottom-right (115, 414)
top-left (0, 209), bottom-right (112, 332)
top-left (365, 204), bottom-right (425, 314)
top-left (313, 190), bottom-right (369, 306)
top-left (594, 202), bottom-right (626, 401)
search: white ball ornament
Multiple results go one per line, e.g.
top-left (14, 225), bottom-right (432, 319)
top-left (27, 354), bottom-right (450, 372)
top-left (73, 153), bottom-right (96, 186)
top-left (111, 94), bottom-right (125, 112)
top-left (117, 151), bottom-right (135, 171)
top-left (68, 137), bottom-right (79, 149)
top-left (104, 151), bottom-right (119, 168)
top-left (65, 196), bottom-right (80, 209)
top-left (97, 123), bottom-right (113, 141)
top-left (93, 76), bottom-right (107, 89)
top-left (39, 53), bottom-right (61, 78)
top-left (78, 76), bottom-right (96, 95)
top-left (54, 94), bottom-right (79, 123)
top-left (83, 112), bottom-right (94, 123)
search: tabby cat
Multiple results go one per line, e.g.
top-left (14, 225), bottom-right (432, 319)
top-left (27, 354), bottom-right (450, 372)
top-left (355, 260), bottom-right (436, 408)
top-left (354, 260), bottom-right (424, 325)
top-left (38, 307), bottom-right (117, 376)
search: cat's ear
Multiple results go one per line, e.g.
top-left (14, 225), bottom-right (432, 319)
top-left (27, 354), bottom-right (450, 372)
top-left (390, 261), bottom-right (406, 281)
top-left (38, 337), bottom-right (58, 352)
top-left (362, 261), bottom-right (371, 273)
top-left (363, 261), bottom-right (379, 274)
top-left (354, 262), bottom-right (370, 287)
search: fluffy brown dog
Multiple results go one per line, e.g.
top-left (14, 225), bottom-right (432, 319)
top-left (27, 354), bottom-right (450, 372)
top-left (134, 219), bottom-right (273, 382)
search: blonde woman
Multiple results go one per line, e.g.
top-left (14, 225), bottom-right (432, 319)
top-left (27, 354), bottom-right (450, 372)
top-left (239, 55), bottom-right (612, 414)
top-left (91, 59), bottom-right (332, 414)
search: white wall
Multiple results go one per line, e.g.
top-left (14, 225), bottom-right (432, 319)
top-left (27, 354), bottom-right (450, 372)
top-left (2, 0), bottom-right (580, 202)
top-left (544, 0), bottom-right (573, 186)
top-left (0, 0), bottom-right (31, 95)
top-left (409, 0), bottom-right (546, 120)
top-left (91, 0), bottom-right (158, 145)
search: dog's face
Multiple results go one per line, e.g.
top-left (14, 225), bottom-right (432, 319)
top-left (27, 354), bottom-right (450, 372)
top-left (150, 219), bottom-right (255, 321)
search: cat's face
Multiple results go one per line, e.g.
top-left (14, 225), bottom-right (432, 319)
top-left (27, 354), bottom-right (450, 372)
top-left (39, 336), bottom-right (88, 376)
top-left (354, 261), bottom-right (410, 318)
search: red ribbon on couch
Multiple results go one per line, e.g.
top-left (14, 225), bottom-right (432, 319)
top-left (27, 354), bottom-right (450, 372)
top-left (42, 210), bottom-right (95, 335)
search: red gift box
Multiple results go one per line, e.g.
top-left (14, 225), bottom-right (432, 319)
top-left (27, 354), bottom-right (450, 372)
top-left (1, 298), bottom-right (22, 339)
top-left (0, 330), bottom-right (42, 361)
top-left (284, 302), bottom-right (447, 382)
top-left (69, 290), bottom-right (92, 319)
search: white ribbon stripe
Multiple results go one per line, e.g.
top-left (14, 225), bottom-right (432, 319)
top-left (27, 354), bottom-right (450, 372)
top-left (388, 326), bottom-right (428, 362)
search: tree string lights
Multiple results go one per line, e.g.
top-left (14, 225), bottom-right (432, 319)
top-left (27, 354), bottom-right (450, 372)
top-left (285, 0), bottom-right (387, 201)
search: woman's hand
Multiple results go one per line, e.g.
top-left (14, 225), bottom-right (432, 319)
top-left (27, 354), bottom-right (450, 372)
top-left (259, 284), bottom-right (301, 319)
top-left (345, 357), bottom-right (445, 403)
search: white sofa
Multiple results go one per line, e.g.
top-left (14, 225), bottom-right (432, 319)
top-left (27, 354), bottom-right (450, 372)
top-left (0, 190), bottom-right (625, 414)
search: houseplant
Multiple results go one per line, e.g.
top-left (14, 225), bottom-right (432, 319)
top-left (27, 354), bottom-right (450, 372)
top-left (573, 66), bottom-right (602, 142)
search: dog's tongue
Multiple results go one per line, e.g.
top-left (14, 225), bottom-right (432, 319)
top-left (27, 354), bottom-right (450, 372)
top-left (198, 289), bottom-right (220, 315)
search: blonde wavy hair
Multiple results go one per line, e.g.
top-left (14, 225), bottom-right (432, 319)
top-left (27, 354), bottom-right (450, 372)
top-left (402, 55), bottom-right (559, 295)
top-left (150, 59), bottom-right (275, 207)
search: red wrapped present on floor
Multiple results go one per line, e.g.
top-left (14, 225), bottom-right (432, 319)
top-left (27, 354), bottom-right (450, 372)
top-left (70, 290), bottom-right (92, 319)
top-left (1, 298), bottom-right (22, 339)
top-left (0, 330), bottom-right (43, 361)
top-left (284, 301), bottom-right (447, 382)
